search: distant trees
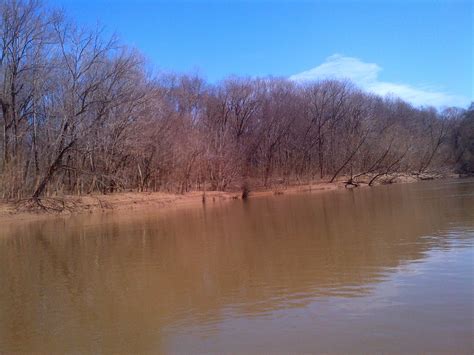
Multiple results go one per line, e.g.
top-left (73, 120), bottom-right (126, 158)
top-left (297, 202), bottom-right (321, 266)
top-left (451, 104), bottom-right (474, 175)
top-left (0, 0), bottom-right (471, 201)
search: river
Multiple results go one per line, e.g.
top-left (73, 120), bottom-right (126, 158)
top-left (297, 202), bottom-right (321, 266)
top-left (1, 179), bottom-right (473, 353)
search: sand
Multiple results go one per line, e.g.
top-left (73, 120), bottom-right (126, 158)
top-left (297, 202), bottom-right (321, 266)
top-left (0, 172), bottom-right (448, 224)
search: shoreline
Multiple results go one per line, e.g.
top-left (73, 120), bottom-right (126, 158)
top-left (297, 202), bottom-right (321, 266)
top-left (0, 173), bottom-right (453, 224)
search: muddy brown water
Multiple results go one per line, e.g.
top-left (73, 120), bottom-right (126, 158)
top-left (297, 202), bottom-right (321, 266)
top-left (0, 179), bottom-right (473, 353)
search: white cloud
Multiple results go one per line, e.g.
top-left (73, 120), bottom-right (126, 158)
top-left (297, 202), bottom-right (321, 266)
top-left (290, 54), bottom-right (470, 109)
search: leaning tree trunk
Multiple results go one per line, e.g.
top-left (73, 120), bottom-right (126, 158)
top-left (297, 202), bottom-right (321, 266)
top-left (32, 141), bottom-right (75, 200)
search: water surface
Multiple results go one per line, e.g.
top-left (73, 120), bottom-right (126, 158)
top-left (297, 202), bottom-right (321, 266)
top-left (1, 179), bottom-right (473, 353)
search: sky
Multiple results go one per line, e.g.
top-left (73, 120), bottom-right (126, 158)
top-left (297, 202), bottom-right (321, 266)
top-left (48, 0), bottom-right (472, 109)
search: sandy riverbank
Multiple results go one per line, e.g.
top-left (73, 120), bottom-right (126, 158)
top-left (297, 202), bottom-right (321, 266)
top-left (0, 182), bottom-right (347, 223)
top-left (0, 172), bottom-right (448, 223)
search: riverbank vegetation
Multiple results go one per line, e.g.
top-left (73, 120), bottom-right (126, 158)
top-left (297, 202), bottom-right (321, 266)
top-left (1, 0), bottom-right (473, 205)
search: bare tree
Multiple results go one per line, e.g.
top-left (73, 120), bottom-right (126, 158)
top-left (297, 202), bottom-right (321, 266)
top-left (0, 0), bottom-right (467, 202)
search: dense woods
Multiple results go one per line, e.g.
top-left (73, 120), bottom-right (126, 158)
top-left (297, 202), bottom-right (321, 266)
top-left (0, 0), bottom-right (472, 201)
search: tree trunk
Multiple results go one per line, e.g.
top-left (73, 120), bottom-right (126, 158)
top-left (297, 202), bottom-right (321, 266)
top-left (32, 141), bottom-right (74, 199)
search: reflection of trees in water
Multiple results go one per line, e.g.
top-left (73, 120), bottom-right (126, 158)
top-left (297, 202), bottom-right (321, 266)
top-left (0, 180), bottom-right (473, 352)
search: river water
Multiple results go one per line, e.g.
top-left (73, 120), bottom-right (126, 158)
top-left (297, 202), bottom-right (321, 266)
top-left (1, 179), bottom-right (473, 353)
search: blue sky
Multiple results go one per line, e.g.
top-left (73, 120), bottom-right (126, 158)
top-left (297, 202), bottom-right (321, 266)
top-left (48, 0), bottom-right (472, 108)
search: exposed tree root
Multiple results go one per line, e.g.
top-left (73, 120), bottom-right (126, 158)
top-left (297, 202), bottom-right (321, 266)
top-left (15, 197), bottom-right (77, 214)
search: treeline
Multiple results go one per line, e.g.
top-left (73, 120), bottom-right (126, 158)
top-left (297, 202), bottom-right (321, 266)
top-left (0, 0), bottom-right (472, 200)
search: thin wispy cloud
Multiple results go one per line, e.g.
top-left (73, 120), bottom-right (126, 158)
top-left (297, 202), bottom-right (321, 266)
top-left (290, 54), bottom-right (470, 109)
